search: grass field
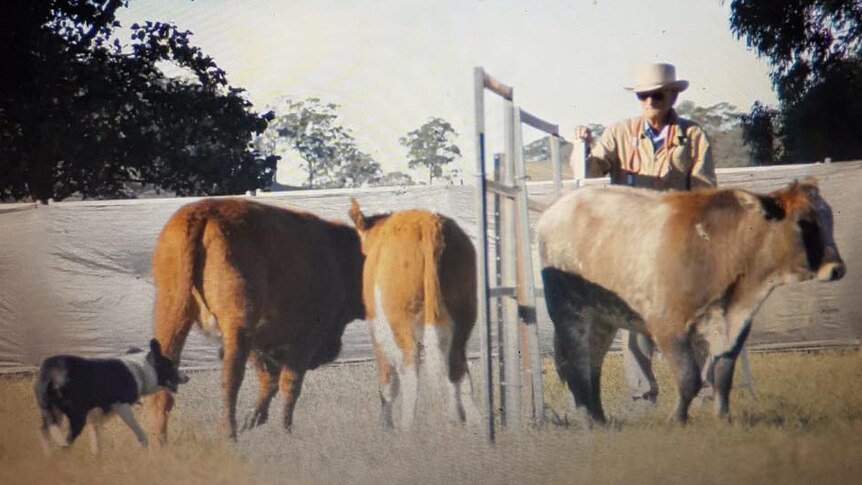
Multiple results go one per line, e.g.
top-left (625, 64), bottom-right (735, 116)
top-left (1, 351), bottom-right (860, 485)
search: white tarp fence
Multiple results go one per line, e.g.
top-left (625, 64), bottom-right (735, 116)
top-left (0, 162), bottom-right (859, 373)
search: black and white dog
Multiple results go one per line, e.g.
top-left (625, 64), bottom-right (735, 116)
top-left (34, 338), bottom-right (189, 454)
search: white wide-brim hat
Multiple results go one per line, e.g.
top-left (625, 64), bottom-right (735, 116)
top-left (624, 63), bottom-right (689, 93)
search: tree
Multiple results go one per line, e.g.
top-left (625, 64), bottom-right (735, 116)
top-left (377, 171), bottom-right (416, 187)
top-left (256, 97), bottom-right (382, 189)
top-left (400, 117), bottom-right (462, 185)
top-left (676, 100), bottom-right (752, 168)
top-left (739, 101), bottom-right (784, 165)
top-left (0, 0), bottom-right (276, 202)
top-left (729, 0), bottom-right (862, 162)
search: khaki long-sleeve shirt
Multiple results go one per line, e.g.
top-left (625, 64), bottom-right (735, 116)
top-left (584, 111), bottom-right (717, 190)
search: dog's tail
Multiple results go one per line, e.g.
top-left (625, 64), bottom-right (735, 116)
top-left (34, 362), bottom-right (62, 427)
top-left (35, 362), bottom-right (71, 448)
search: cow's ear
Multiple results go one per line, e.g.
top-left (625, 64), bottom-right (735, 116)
top-left (757, 195), bottom-right (785, 221)
top-left (735, 191), bottom-right (784, 221)
top-left (349, 198), bottom-right (366, 232)
top-left (798, 177), bottom-right (820, 199)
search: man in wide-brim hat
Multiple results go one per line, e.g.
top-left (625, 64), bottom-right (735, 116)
top-left (572, 62), bottom-right (717, 412)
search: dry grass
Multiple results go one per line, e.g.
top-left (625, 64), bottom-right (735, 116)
top-left (2, 351), bottom-right (860, 485)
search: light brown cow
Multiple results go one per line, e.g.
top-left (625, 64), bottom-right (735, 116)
top-left (349, 199), bottom-right (478, 428)
top-left (149, 198), bottom-right (364, 441)
top-left (537, 178), bottom-right (845, 424)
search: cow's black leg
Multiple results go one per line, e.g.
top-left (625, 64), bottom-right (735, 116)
top-left (279, 366), bottom-right (306, 433)
top-left (543, 267), bottom-right (605, 424)
top-left (553, 330), bottom-right (603, 423)
top-left (712, 355), bottom-right (737, 420)
top-left (657, 333), bottom-right (701, 424)
top-left (713, 323), bottom-right (752, 420)
top-left (587, 321), bottom-right (616, 419)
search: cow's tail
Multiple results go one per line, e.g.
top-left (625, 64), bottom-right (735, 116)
top-left (152, 209), bottom-right (208, 362)
top-left (422, 216), bottom-right (446, 326)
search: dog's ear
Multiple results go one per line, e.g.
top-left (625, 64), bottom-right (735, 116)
top-left (150, 338), bottom-right (162, 356)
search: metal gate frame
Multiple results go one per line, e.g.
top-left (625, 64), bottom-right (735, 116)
top-left (473, 67), bottom-right (562, 442)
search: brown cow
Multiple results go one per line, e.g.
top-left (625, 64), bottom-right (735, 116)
top-left (536, 178), bottom-right (845, 424)
top-left (149, 198), bottom-right (364, 441)
top-left (349, 199), bottom-right (479, 428)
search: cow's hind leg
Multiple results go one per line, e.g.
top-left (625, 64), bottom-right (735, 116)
top-left (555, 317), bottom-right (615, 425)
top-left (543, 268), bottom-right (606, 424)
top-left (372, 342), bottom-right (399, 429)
top-left (278, 366), bottom-right (306, 433)
top-left (586, 320), bottom-right (617, 421)
top-left (220, 325), bottom-right (252, 440)
top-left (656, 333), bottom-right (702, 424)
top-left (241, 351), bottom-right (280, 431)
top-left (369, 299), bottom-right (418, 429)
top-left (445, 320), bottom-right (479, 424)
top-left (398, 347), bottom-right (420, 429)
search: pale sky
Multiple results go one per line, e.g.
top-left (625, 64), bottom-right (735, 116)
top-left (117, 0), bottom-right (778, 185)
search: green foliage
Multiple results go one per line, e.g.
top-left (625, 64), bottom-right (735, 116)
top-left (730, 0), bottom-right (862, 163)
top-left (399, 117), bottom-right (462, 185)
top-left (740, 102), bottom-right (784, 165)
top-left (676, 100), bottom-right (753, 168)
top-left (729, 0), bottom-right (861, 104)
top-left (0, 0), bottom-right (276, 202)
top-left (377, 171), bottom-right (416, 187)
top-left (256, 97), bottom-right (382, 189)
top-left (780, 59), bottom-right (862, 162)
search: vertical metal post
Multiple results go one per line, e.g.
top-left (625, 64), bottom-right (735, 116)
top-left (493, 154), bottom-right (507, 426)
top-left (513, 109), bottom-right (545, 426)
top-left (500, 96), bottom-right (522, 429)
top-left (550, 135), bottom-right (562, 199)
top-left (739, 347), bottom-right (755, 395)
top-left (472, 67), bottom-right (495, 444)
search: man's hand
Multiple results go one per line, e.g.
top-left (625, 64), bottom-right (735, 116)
top-left (575, 125), bottom-right (592, 143)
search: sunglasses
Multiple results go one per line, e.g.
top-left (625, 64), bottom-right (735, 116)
top-left (636, 90), bottom-right (667, 102)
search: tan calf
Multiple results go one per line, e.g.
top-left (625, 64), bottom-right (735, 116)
top-left (149, 198), bottom-right (364, 441)
top-left (349, 199), bottom-right (478, 428)
top-left (537, 178), bottom-right (845, 424)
